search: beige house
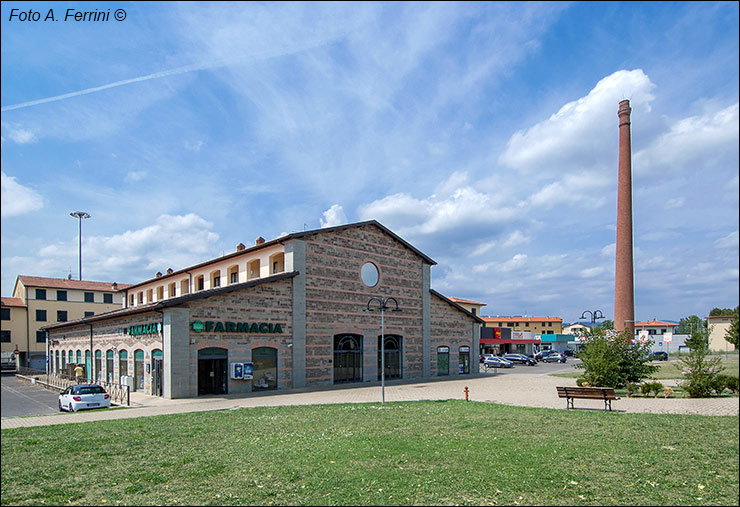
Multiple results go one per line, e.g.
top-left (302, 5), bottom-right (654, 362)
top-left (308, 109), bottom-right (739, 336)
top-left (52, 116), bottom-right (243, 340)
top-left (481, 316), bottom-right (563, 335)
top-left (1, 276), bottom-right (129, 370)
top-left (447, 297), bottom-right (486, 317)
top-left (707, 314), bottom-right (735, 352)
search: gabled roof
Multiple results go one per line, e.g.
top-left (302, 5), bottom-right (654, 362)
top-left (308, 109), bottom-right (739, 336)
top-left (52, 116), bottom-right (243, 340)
top-left (1, 297), bottom-right (25, 307)
top-left (15, 276), bottom-right (130, 293)
top-left (43, 272), bottom-right (298, 331)
top-left (448, 297), bottom-right (487, 307)
top-left (124, 220), bottom-right (437, 291)
top-left (431, 289), bottom-right (485, 324)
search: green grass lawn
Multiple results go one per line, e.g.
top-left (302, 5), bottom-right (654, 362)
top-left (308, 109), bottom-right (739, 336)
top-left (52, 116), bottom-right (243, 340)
top-left (2, 401), bottom-right (738, 506)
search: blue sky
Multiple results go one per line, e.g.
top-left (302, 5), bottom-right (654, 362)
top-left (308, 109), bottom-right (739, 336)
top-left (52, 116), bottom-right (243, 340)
top-left (1, 1), bottom-right (738, 323)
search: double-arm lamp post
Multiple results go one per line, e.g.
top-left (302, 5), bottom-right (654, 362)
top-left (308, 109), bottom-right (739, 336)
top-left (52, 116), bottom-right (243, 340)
top-left (365, 296), bottom-right (401, 404)
top-left (580, 309), bottom-right (605, 326)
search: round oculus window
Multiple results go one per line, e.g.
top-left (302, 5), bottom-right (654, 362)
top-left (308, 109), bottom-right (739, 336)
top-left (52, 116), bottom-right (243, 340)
top-left (361, 262), bottom-right (379, 287)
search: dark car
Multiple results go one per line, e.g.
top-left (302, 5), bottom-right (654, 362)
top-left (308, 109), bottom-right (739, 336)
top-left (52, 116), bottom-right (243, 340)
top-left (649, 351), bottom-right (668, 361)
top-left (503, 353), bottom-right (537, 366)
top-left (484, 356), bottom-right (514, 368)
top-left (540, 352), bottom-right (566, 363)
top-left (534, 350), bottom-right (553, 361)
top-left (562, 349), bottom-right (576, 357)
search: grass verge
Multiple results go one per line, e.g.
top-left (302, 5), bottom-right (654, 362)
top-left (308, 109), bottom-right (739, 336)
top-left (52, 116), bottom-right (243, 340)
top-left (2, 400), bottom-right (738, 506)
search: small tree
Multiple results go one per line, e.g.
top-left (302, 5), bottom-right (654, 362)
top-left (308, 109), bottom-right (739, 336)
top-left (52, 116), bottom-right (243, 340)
top-left (724, 308), bottom-right (739, 349)
top-left (575, 328), bottom-right (659, 388)
top-left (678, 325), bottom-right (725, 398)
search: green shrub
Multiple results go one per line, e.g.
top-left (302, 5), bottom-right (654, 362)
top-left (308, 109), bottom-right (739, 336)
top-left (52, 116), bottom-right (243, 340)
top-left (625, 382), bottom-right (639, 397)
top-left (575, 329), bottom-right (659, 388)
top-left (678, 344), bottom-right (725, 398)
top-left (649, 382), bottom-right (663, 398)
top-left (724, 375), bottom-right (739, 394)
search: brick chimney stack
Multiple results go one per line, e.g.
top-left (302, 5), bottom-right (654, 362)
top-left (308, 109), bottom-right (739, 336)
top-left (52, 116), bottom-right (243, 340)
top-left (614, 99), bottom-right (635, 333)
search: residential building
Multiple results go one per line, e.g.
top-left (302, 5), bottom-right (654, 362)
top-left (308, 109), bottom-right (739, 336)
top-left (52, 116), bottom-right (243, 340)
top-left (707, 314), bottom-right (735, 352)
top-left (447, 297), bottom-right (486, 317)
top-left (1, 276), bottom-right (129, 370)
top-left (482, 316), bottom-right (563, 335)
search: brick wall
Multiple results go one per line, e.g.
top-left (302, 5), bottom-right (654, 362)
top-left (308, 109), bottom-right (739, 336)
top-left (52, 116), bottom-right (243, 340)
top-left (430, 293), bottom-right (476, 376)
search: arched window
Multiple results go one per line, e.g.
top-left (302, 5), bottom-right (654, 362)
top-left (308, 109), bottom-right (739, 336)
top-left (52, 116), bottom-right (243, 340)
top-left (134, 349), bottom-right (145, 391)
top-left (269, 253), bottom-right (284, 274)
top-left (228, 265), bottom-right (239, 284)
top-left (95, 350), bottom-right (102, 382)
top-left (378, 334), bottom-right (402, 380)
top-left (85, 350), bottom-right (92, 381)
top-left (76, 349), bottom-right (82, 365)
top-left (211, 270), bottom-right (221, 288)
top-left (55, 350), bottom-right (60, 374)
top-left (106, 349), bottom-right (115, 383)
top-left (119, 349), bottom-right (128, 379)
top-left (152, 349), bottom-right (163, 396)
top-left (195, 275), bottom-right (205, 291)
top-left (252, 347), bottom-right (277, 390)
top-left (459, 346), bottom-right (470, 374)
top-left (168, 282), bottom-right (176, 298)
top-left (61, 349), bottom-right (66, 371)
top-left (248, 259), bottom-right (260, 280)
top-left (436, 346), bottom-right (449, 376)
top-left (180, 279), bottom-right (190, 295)
top-left (157, 286), bottom-right (164, 300)
top-left (146, 289), bottom-right (153, 303)
top-left (334, 334), bottom-right (363, 383)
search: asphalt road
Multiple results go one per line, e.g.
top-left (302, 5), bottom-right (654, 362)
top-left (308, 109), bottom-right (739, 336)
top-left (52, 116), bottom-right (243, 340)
top-left (1, 372), bottom-right (61, 418)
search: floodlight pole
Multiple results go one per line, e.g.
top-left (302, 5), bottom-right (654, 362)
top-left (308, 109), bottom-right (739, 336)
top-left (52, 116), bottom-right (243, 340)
top-left (70, 211), bottom-right (91, 280)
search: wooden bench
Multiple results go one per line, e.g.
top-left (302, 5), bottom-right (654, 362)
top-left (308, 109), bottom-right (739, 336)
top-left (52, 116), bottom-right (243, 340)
top-left (556, 386), bottom-right (619, 411)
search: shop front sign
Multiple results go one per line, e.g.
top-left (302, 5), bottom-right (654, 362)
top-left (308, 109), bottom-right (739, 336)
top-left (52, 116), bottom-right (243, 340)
top-left (126, 322), bottom-right (162, 336)
top-left (191, 321), bottom-right (284, 334)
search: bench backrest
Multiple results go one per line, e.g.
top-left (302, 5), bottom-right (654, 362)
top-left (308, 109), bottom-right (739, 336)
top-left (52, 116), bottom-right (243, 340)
top-left (557, 386), bottom-right (617, 399)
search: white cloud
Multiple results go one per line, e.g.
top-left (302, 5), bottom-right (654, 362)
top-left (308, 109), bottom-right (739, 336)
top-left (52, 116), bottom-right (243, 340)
top-left (634, 103), bottom-right (739, 174)
top-left (715, 231), bottom-right (739, 249)
top-left (320, 204), bottom-right (347, 228)
top-left (125, 171), bottom-right (147, 183)
top-left (499, 69), bottom-right (656, 176)
top-left (664, 197), bottom-right (685, 210)
top-left (1, 171), bottom-right (44, 217)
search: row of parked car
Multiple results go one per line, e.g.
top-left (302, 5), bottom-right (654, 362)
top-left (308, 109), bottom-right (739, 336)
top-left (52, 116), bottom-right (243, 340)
top-left (480, 350), bottom-right (572, 368)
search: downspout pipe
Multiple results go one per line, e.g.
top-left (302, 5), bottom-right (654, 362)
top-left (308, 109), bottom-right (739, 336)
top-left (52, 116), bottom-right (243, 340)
top-left (154, 308), bottom-right (165, 397)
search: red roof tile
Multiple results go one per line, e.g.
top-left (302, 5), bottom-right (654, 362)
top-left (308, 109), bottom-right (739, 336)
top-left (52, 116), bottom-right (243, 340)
top-left (1, 297), bottom-right (25, 307)
top-left (17, 276), bottom-right (130, 292)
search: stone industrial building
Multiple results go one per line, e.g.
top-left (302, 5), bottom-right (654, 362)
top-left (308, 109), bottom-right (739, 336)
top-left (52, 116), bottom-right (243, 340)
top-left (43, 221), bottom-right (483, 398)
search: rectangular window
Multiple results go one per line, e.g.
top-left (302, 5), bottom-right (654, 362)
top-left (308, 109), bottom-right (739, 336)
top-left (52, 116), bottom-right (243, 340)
top-left (213, 276), bottom-right (220, 288)
top-left (57, 310), bottom-right (68, 322)
top-left (36, 309), bottom-right (47, 322)
top-left (36, 330), bottom-right (46, 343)
top-left (1, 330), bottom-right (10, 342)
top-left (507, 323), bottom-right (515, 327)
top-left (84, 292), bottom-right (94, 303)
top-left (1, 308), bottom-right (9, 320)
top-left (85, 311), bottom-right (94, 318)
top-left (57, 290), bottom-right (67, 301)
top-left (230, 272), bottom-right (238, 284)
top-left (103, 293), bottom-right (113, 304)
top-left (548, 322), bottom-right (552, 327)
top-left (196, 276), bottom-right (204, 291)
top-left (36, 289), bottom-right (46, 300)
top-left (525, 322), bottom-right (529, 327)
top-left (137, 292), bottom-right (143, 304)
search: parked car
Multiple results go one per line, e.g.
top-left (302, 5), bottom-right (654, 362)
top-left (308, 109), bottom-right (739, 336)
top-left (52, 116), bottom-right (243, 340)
top-left (540, 352), bottom-right (567, 363)
top-left (562, 349), bottom-right (576, 357)
top-left (58, 384), bottom-right (111, 412)
top-left (649, 351), bottom-right (668, 361)
top-left (534, 350), bottom-right (553, 362)
top-left (503, 353), bottom-right (537, 366)
top-left (484, 356), bottom-right (514, 368)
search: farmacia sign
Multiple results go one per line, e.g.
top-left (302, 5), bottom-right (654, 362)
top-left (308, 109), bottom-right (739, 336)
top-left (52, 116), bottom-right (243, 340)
top-left (191, 321), bottom-right (284, 334)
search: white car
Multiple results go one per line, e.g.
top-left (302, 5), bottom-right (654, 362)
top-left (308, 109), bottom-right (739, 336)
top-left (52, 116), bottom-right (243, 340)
top-left (58, 384), bottom-right (111, 412)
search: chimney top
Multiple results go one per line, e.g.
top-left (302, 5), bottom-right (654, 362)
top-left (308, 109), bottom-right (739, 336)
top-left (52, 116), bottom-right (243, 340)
top-left (112, 282), bottom-right (118, 290)
top-left (618, 99), bottom-right (632, 117)
top-left (236, 243), bottom-right (246, 251)
top-left (156, 272), bottom-right (163, 278)
top-left (166, 268), bottom-right (173, 274)
top-left (256, 237), bottom-right (265, 245)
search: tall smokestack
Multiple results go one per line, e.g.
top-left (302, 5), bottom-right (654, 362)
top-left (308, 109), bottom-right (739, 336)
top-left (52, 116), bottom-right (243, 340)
top-left (614, 99), bottom-right (635, 333)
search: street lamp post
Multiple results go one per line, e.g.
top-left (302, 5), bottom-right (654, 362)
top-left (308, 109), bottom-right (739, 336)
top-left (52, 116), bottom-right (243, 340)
top-left (70, 211), bottom-right (90, 280)
top-left (365, 296), bottom-right (401, 404)
top-left (580, 309), bottom-right (605, 326)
